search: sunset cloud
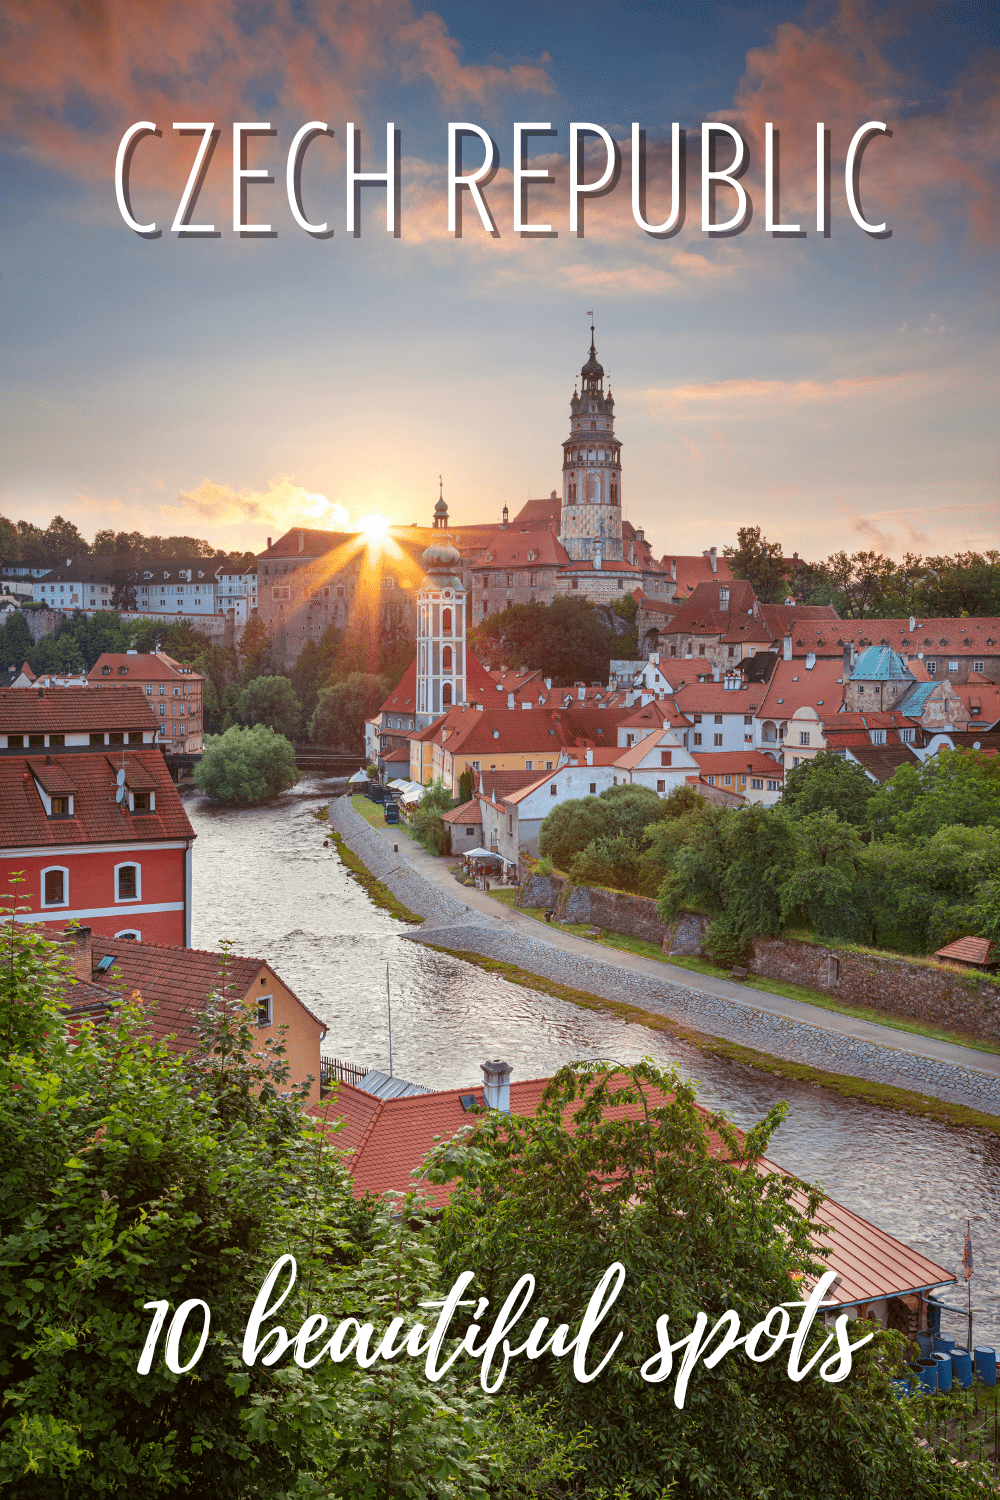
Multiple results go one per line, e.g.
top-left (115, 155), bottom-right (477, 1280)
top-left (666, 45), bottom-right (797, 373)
top-left (177, 476), bottom-right (350, 532)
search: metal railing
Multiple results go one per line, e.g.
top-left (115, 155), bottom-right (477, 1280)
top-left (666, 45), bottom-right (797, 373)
top-left (320, 1055), bottom-right (368, 1088)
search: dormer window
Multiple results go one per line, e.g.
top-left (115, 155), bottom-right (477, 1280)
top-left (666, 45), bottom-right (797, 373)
top-left (102, 665), bottom-right (111, 675)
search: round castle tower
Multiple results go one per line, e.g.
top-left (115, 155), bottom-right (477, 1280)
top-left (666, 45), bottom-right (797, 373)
top-left (560, 328), bottom-right (623, 561)
top-left (415, 539), bottom-right (466, 726)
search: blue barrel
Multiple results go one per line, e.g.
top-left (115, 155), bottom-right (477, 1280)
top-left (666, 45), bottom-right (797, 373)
top-left (915, 1358), bottom-right (938, 1393)
top-left (915, 1332), bottom-right (934, 1359)
top-left (975, 1347), bottom-right (997, 1385)
top-left (952, 1349), bottom-right (973, 1388)
top-left (934, 1336), bottom-right (956, 1354)
top-left (932, 1352), bottom-right (953, 1391)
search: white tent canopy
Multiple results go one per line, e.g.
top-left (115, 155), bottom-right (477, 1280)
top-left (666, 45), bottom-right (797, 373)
top-left (465, 847), bottom-right (501, 860)
top-left (348, 769), bottom-right (368, 784)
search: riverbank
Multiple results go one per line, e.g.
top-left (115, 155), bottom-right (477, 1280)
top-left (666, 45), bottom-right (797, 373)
top-left (328, 796), bottom-right (1000, 1133)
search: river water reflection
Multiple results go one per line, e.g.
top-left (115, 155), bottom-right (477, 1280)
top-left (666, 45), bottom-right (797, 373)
top-left (186, 779), bottom-right (1000, 1346)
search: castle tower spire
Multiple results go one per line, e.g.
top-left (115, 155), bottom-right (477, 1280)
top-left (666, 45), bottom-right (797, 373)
top-left (560, 324), bottom-right (622, 561)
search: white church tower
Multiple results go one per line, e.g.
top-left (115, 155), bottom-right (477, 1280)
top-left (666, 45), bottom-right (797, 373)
top-left (415, 540), bottom-right (466, 727)
top-left (560, 325), bottom-right (623, 561)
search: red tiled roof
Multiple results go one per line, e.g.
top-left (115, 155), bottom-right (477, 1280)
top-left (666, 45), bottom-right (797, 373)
top-left (439, 706), bottom-right (628, 759)
top-left (692, 752), bottom-right (784, 778)
top-left (0, 685), bottom-right (159, 734)
top-left (756, 603), bottom-right (841, 635)
top-left (473, 531), bottom-right (569, 569)
top-left (507, 497), bottom-right (561, 530)
top-left (309, 1072), bottom-right (956, 1305)
top-left (844, 744), bottom-right (920, 781)
top-left (441, 798), bottom-right (481, 825)
top-left (839, 618), bottom-right (1000, 656)
top-left (63, 935), bottom-right (324, 1049)
top-left (755, 658), bottom-right (846, 720)
top-left (88, 653), bottom-right (202, 684)
top-left (475, 769), bottom-right (550, 801)
top-left (934, 936), bottom-right (993, 966)
top-left (659, 554), bottom-right (735, 595)
top-left (378, 660), bottom-right (417, 715)
top-left (1, 750), bottom-right (194, 848)
top-left (663, 579), bottom-right (757, 634)
top-left (672, 681), bottom-right (763, 713)
top-left (382, 746), bottom-right (410, 763)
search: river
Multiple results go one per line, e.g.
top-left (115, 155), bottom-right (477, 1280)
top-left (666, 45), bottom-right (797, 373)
top-left (184, 776), bottom-right (1000, 1348)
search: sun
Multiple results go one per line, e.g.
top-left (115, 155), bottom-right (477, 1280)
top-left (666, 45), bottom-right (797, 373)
top-left (357, 513), bottom-right (391, 542)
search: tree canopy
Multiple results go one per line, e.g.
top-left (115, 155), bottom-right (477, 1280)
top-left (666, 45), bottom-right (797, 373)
top-left (310, 672), bottom-right (389, 753)
top-left (194, 724), bottom-right (299, 804)
top-left (237, 675), bottom-right (302, 739)
top-left (780, 752), bottom-right (877, 828)
top-left (470, 597), bottom-right (621, 687)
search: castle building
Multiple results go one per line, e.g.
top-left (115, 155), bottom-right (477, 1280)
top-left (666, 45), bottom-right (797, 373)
top-left (561, 327), bottom-right (623, 562)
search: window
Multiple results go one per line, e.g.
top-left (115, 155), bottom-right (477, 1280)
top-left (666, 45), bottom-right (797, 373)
top-left (589, 782), bottom-right (596, 794)
top-left (656, 779), bottom-right (666, 792)
top-left (442, 607), bottom-right (452, 634)
top-left (799, 732), bottom-right (810, 746)
top-left (442, 683), bottom-right (453, 706)
top-left (89, 732), bottom-right (104, 745)
top-left (692, 713), bottom-right (702, 724)
top-left (901, 728), bottom-right (914, 743)
top-left (465, 827), bottom-right (474, 836)
top-left (724, 775), bottom-right (732, 786)
top-left (550, 783), bottom-right (557, 795)
top-left (257, 995), bottom-right (273, 1027)
top-left (114, 930), bottom-right (141, 940)
top-left (28, 734), bottom-right (44, 747)
top-left (116, 864), bottom-right (139, 901)
top-left (131, 791), bottom-right (150, 811)
top-left (693, 733), bottom-right (702, 746)
top-left (145, 685), bottom-right (152, 695)
top-left (857, 685), bottom-right (865, 694)
top-left (572, 579), bottom-right (579, 590)
top-left (948, 660), bottom-right (958, 672)
top-left (545, 761), bottom-right (553, 770)
top-left (744, 715), bottom-right (752, 725)
top-left (713, 733), bottom-right (723, 746)
top-left (751, 778), bottom-right (763, 790)
top-left (442, 645), bottom-right (453, 671)
top-left (158, 704), bottom-right (165, 716)
top-left (50, 796), bottom-right (70, 816)
top-left (792, 756), bottom-right (800, 767)
top-left (698, 644), bottom-right (706, 656)
top-left (767, 780), bottom-right (779, 792)
top-left (660, 751), bottom-right (672, 766)
top-left (728, 647), bottom-right (735, 658)
top-left (109, 733), bottom-right (124, 745)
top-left (158, 684), bottom-right (165, 695)
top-left (926, 661), bottom-right (936, 675)
top-left (524, 760), bottom-right (533, 770)
top-left (872, 729), bottom-right (886, 745)
top-left (508, 814), bottom-right (513, 832)
top-left (272, 586), bottom-right (291, 600)
top-left (714, 714), bottom-right (722, 724)
top-left (42, 867), bottom-right (67, 907)
top-left (974, 660), bottom-right (985, 674)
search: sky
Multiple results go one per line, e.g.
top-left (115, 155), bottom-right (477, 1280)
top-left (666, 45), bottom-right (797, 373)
top-left (1, 0), bottom-right (997, 566)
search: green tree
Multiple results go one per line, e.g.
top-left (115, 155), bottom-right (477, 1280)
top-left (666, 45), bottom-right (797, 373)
top-left (0, 904), bottom-right (491, 1496)
top-left (289, 625), bottom-right (342, 731)
top-left (538, 796), bottom-right (615, 872)
top-left (722, 527), bottom-right (788, 603)
top-left (868, 750), bottom-right (1000, 843)
top-left (194, 724), bottom-right (299, 804)
top-left (237, 616), bottom-right (273, 682)
top-left (431, 1061), bottom-right (972, 1499)
top-left (237, 674), bottom-right (302, 739)
top-left (458, 768), bottom-right (474, 805)
top-left (598, 783), bottom-right (671, 842)
top-left (568, 834), bottom-right (650, 894)
top-left (781, 751), bottom-right (877, 829)
top-left (310, 672), bottom-right (389, 754)
top-left (470, 597), bottom-right (618, 686)
top-left (779, 812), bottom-right (873, 941)
top-left (0, 607), bottom-right (32, 666)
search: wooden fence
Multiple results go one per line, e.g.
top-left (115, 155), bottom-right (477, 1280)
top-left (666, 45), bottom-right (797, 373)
top-left (320, 1055), bottom-right (368, 1089)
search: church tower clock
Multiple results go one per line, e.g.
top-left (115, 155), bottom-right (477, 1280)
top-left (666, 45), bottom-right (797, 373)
top-left (560, 327), bottom-right (623, 561)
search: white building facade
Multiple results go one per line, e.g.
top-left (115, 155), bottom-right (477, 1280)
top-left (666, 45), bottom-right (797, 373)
top-left (415, 542), bottom-right (466, 728)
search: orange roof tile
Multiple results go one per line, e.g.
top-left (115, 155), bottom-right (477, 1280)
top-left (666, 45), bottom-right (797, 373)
top-left (0, 684), bottom-right (159, 734)
top-left (934, 936), bottom-right (993, 966)
top-left (1, 750), bottom-right (193, 848)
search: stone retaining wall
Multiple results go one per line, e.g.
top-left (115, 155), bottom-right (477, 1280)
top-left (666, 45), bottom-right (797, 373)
top-left (661, 911), bottom-right (1000, 1040)
top-left (517, 864), bottom-right (671, 944)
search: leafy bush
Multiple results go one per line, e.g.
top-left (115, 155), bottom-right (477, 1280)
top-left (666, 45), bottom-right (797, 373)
top-left (781, 752), bottom-right (876, 829)
top-left (194, 724), bottom-right (298, 804)
top-left (310, 672), bottom-right (389, 752)
top-left (568, 836), bottom-right (654, 896)
top-left (538, 797), bottom-right (614, 871)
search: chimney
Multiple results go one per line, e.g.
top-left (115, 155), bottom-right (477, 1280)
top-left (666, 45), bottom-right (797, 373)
top-left (267, 537), bottom-right (272, 549)
top-left (670, 557), bottom-right (677, 581)
top-left (783, 635), bottom-right (792, 662)
top-left (593, 551), bottom-right (602, 570)
top-left (805, 652), bottom-right (816, 670)
top-left (586, 747), bottom-right (593, 765)
top-left (710, 546), bottom-right (717, 573)
top-left (544, 677), bottom-right (552, 690)
top-left (298, 531), bottom-right (305, 552)
top-left (577, 682), bottom-right (585, 700)
top-left (481, 1059), bottom-right (512, 1112)
top-left (59, 926), bottom-right (93, 982)
top-left (507, 692), bottom-right (515, 708)
top-left (842, 642), bottom-right (854, 675)
top-left (37, 686), bottom-right (44, 699)
top-left (636, 528), bottom-right (645, 542)
top-left (909, 616), bottom-right (916, 632)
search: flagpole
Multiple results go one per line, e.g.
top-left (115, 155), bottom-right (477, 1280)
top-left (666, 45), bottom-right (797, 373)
top-left (386, 963), bottom-right (393, 1080)
top-left (968, 1219), bottom-right (973, 1353)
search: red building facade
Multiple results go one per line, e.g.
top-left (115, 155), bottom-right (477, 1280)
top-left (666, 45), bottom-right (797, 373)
top-left (0, 687), bottom-right (195, 945)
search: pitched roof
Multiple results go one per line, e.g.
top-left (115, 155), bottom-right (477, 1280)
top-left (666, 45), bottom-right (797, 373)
top-left (63, 935), bottom-right (324, 1048)
top-left (473, 531), bottom-right (569, 568)
top-left (310, 1071), bottom-right (957, 1306)
top-left (672, 680), bottom-right (763, 714)
top-left (755, 658), bottom-right (846, 721)
top-left (934, 936), bottom-right (993, 966)
top-left (382, 746), bottom-right (410, 763)
top-left (475, 769), bottom-right (550, 801)
top-left (658, 553), bottom-right (735, 596)
top-left (441, 798), bottom-right (482, 825)
top-left (507, 496), bottom-right (562, 530)
top-left (844, 743), bottom-right (920, 781)
top-left (439, 706), bottom-right (628, 759)
top-left (691, 752), bottom-right (784, 778)
top-left (850, 645), bottom-right (913, 682)
top-left (613, 730), bottom-right (671, 769)
top-left (0, 685), bottom-right (159, 734)
top-left (0, 750), bottom-right (194, 847)
top-left (839, 618), bottom-right (1000, 657)
top-left (654, 579), bottom-right (757, 634)
top-left (88, 652), bottom-right (203, 684)
top-left (377, 660), bottom-right (418, 715)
